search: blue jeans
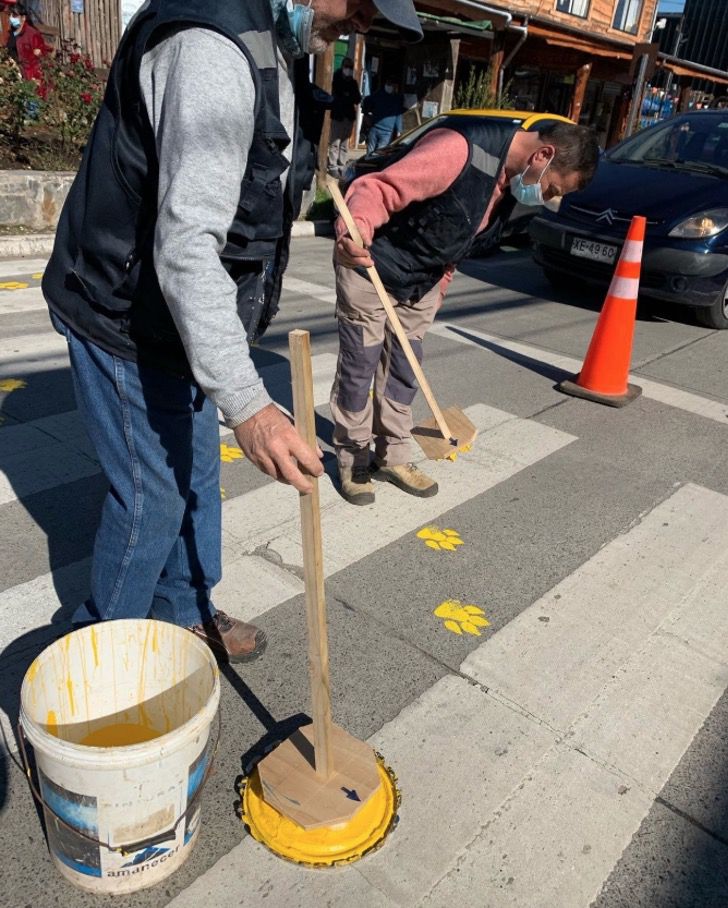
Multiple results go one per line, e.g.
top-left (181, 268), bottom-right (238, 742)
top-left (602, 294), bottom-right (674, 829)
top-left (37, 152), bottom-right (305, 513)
top-left (366, 125), bottom-right (394, 155)
top-left (58, 321), bottom-right (221, 627)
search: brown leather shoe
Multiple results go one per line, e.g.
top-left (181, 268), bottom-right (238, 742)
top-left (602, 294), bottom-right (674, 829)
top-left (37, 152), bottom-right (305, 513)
top-left (188, 611), bottom-right (267, 664)
top-left (371, 462), bottom-right (439, 498)
top-left (339, 464), bottom-right (375, 505)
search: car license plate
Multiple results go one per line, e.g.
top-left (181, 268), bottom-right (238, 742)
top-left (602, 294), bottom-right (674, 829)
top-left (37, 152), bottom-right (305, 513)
top-left (570, 238), bottom-right (618, 263)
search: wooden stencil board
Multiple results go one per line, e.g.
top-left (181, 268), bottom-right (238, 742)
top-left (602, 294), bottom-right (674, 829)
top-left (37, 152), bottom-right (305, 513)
top-left (412, 406), bottom-right (478, 460)
top-left (256, 723), bottom-right (381, 829)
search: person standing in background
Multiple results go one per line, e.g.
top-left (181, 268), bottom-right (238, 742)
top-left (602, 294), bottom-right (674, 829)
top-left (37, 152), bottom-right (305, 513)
top-left (328, 55), bottom-right (361, 177)
top-left (362, 77), bottom-right (405, 153)
top-left (6, 2), bottom-right (49, 87)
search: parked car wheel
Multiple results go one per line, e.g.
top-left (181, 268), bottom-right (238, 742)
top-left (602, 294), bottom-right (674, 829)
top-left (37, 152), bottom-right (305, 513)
top-left (694, 280), bottom-right (728, 330)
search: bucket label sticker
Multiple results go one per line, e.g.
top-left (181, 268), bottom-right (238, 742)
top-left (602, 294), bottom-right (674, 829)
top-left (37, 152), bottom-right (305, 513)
top-left (105, 835), bottom-right (180, 878)
top-left (187, 740), bottom-right (212, 804)
top-left (39, 770), bottom-right (102, 878)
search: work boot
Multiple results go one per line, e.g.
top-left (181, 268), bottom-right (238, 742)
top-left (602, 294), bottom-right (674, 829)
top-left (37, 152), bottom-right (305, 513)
top-left (339, 463), bottom-right (375, 505)
top-left (188, 611), bottom-right (267, 664)
top-left (371, 462), bottom-right (438, 498)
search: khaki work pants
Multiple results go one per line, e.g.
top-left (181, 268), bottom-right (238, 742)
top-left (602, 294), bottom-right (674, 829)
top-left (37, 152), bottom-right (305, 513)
top-left (330, 264), bottom-right (441, 468)
top-left (327, 118), bottom-right (354, 175)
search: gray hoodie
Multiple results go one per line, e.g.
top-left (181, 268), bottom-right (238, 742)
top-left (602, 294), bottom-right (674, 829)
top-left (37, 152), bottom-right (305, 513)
top-left (139, 27), bottom-right (296, 427)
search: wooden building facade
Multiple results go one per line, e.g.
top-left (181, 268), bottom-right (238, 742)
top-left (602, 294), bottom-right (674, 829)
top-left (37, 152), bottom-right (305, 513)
top-left (31, 0), bottom-right (120, 66)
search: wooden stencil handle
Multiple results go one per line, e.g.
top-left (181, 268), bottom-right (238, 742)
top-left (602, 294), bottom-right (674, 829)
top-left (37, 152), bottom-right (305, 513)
top-left (327, 178), bottom-right (456, 445)
top-left (288, 329), bottom-right (334, 780)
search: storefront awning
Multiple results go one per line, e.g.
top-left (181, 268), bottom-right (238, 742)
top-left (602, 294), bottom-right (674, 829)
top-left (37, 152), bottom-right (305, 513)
top-left (657, 55), bottom-right (728, 85)
top-left (416, 0), bottom-right (510, 31)
top-left (527, 23), bottom-right (632, 61)
top-left (417, 11), bottom-right (493, 37)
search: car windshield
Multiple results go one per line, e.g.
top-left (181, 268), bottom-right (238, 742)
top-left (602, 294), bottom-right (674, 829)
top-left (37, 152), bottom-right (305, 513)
top-left (608, 113), bottom-right (728, 175)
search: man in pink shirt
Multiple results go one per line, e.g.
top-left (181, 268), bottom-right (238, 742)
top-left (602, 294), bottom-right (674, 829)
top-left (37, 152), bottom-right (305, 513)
top-left (330, 118), bottom-right (599, 504)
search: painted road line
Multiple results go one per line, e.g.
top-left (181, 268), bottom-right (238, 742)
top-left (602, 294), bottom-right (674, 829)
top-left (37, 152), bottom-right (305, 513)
top-left (220, 403), bottom-right (574, 576)
top-left (0, 287), bottom-right (49, 313)
top-left (0, 353), bottom-right (339, 507)
top-left (1, 331), bottom-right (68, 366)
top-left (167, 676), bottom-right (546, 908)
top-left (0, 259), bottom-right (49, 279)
top-left (430, 321), bottom-right (728, 426)
top-left (282, 276), bottom-right (337, 304)
top-left (170, 483), bottom-right (728, 908)
top-left (421, 486), bottom-right (728, 907)
top-left (0, 403), bottom-right (574, 752)
top-left (460, 482), bottom-right (725, 730)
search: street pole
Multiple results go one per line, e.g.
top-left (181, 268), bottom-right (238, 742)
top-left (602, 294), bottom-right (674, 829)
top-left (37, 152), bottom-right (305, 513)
top-left (664, 16), bottom-right (685, 114)
top-left (625, 52), bottom-right (649, 137)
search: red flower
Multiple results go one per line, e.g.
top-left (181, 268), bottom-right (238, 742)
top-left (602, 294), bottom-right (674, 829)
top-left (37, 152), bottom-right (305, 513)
top-left (70, 53), bottom-right (81, 64)
top-left (80, 91), bottom-right (92, 104)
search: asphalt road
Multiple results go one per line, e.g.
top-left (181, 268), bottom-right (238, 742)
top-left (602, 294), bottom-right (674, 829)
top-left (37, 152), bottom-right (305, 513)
top-left (2, 237), bottom-right (728, 907)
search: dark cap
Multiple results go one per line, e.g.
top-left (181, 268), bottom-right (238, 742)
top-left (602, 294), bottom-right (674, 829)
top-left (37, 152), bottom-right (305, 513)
top-left (373, 0), bottom-right (423, 42)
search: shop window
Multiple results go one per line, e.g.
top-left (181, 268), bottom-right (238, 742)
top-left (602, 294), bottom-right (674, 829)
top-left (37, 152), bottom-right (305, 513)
top-left (612, 0), bottom-right (643, 35)
top-left (555, 0), bottom-right (590, 17)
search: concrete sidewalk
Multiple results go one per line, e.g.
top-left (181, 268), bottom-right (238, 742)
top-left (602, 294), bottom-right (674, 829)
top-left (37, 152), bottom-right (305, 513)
top-left (0, 219), bottom-right (334, 260)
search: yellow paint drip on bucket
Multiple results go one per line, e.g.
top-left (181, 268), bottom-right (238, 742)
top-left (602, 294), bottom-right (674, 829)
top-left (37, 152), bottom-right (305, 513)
top-left (241, 756), bottom-right (399, 867)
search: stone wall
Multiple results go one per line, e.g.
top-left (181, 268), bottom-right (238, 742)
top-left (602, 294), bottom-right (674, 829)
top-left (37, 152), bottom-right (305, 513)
top-left (0, 171), bottom-right (75, 230)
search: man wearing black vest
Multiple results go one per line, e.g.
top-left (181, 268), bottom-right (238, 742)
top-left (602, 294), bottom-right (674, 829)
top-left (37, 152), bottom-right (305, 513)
top-left (41, 0), bottom-right (422, 662)
top-left (331, 118), bottom-right (599, 505)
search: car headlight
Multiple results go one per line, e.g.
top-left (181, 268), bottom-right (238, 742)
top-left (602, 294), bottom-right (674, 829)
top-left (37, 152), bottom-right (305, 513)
top-left (668, 209), bottom-right (728, 238)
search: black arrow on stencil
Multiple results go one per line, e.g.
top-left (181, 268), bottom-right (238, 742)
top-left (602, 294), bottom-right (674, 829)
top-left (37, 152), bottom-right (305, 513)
top-left (341, 787), bottom-right (361, 801)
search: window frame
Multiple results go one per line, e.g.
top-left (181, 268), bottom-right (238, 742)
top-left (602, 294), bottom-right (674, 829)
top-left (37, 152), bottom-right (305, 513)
top-left (555, 0), bottom-right (591, 17)
top-left (612, 0), bottom-right (644, 35)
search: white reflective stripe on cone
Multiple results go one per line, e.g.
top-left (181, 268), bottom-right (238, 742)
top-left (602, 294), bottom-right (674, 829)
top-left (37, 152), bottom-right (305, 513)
top-left (608, 275), bottom-right (640, 300)
top-left (621, 239), bottom-right (644, 262)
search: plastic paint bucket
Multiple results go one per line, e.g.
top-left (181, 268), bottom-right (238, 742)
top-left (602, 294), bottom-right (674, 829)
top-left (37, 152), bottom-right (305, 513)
top-left (19, 619), bottom-right (220, 894)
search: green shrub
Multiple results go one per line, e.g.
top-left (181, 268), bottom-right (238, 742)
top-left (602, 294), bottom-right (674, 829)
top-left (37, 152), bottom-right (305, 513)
top-left (454, 64), bottom-right (514, 111)
top-left (0, 43), bottom-right (103, 169)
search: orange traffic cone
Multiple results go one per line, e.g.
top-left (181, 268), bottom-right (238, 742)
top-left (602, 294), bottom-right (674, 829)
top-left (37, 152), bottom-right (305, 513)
top-left (558, 215), bottom-right (646, 407)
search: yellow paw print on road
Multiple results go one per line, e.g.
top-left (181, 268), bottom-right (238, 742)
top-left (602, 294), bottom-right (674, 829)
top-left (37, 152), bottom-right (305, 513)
top-left (434, 600), bottom-right (490, 636)
top-left (442, 443), bottom-right (472, 463)
top-left (220, 443), bottom-right (244, 463)
top-left (0, 281), bottom-right (29, 290)
top-left (417, 526), bottom-right (464, 551)
top-left (220, 487), bottom-right (227, 500)
top-left (0, 378), bottom-right (27, 392)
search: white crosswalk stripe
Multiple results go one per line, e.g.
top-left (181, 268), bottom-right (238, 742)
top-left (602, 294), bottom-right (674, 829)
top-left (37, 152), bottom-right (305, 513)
top-left (430, 321), bottom-right (728, 426)
top-left (0, 401), bottom-right (575, 751)
top-left (0, 258), bottom-right (48, 278)
top-left (169, 483), bottom-right (728, 907)
top-left (0, 353), bottom-right (339, 506)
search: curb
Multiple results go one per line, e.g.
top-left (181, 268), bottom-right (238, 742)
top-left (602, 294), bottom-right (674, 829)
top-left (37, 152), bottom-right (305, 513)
top-left (290, 220), bottom-right (335, 238)
top-left (0, 222), bottom-right (333, 259)
top-left (0, 232), bottom-right (56, 258)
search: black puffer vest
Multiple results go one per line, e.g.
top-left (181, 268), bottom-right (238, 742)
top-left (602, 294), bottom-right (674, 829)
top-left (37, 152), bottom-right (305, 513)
top-left (43, 0), bottom-right (316, 376)
top-left (366, 118), bottom-right (518, 302)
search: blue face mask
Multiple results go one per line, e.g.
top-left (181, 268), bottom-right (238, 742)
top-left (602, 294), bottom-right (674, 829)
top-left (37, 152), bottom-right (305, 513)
top-left (510, 157), bottom-right (553, 207)
top-left (288, 2), bottom-right (314, 54)
top-left (9, 16), bottom-right (21, 29)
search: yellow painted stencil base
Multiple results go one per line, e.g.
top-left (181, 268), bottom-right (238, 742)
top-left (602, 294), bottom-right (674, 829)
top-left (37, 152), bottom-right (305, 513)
top-left (241, 755), bottom-right (400, 867)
